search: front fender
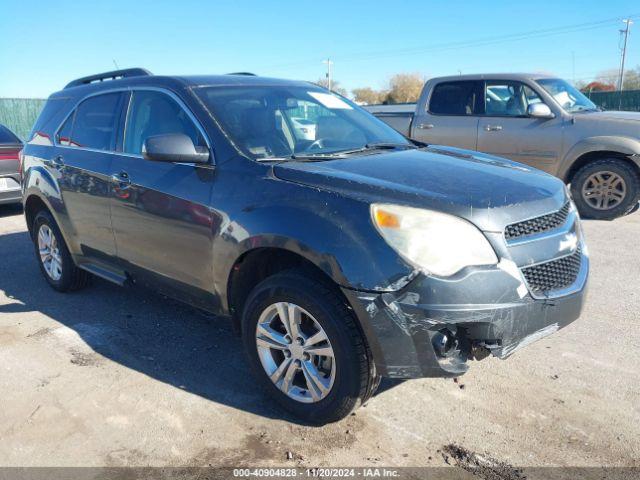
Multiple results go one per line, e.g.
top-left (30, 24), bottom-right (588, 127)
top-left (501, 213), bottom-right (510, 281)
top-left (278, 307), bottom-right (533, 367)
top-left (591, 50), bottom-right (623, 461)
top-left (212, 198), bottom-right (416, 312)
top-left (560, 136), bottom-right (640, 180)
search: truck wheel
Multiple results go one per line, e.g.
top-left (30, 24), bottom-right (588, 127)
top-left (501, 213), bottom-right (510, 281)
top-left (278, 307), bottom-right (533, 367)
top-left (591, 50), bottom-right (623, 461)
top-left (570, 158), bottom-right (639, 220)
top-left (241, 270), bottom-right (374, 424)
top-left (32, 210), bottom-right (90, 292)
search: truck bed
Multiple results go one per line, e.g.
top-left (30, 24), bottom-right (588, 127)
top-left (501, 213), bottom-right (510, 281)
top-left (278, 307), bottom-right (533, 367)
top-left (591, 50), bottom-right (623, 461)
top-left (364, 103), bottom-right (416, 137)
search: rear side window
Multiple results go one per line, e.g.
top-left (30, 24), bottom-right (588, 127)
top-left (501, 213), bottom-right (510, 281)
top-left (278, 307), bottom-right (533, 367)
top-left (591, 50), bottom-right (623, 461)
top-left (123, 91), bottom-right (205, 155)
top-left (429, 81), bottom-right (482, 115)
top-left (63, 93), bottom-right (122, 151)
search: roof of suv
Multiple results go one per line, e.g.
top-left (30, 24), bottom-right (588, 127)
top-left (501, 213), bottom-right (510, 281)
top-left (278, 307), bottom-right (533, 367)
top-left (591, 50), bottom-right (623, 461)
top-left (54, 68), bottom-right (312, 98)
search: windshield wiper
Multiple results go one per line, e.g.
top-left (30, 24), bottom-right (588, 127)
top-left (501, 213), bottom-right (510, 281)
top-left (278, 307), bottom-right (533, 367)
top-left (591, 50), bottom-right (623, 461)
top-left (313, 142), bottom-right (418, 157)
top-left (254, 143), bottom-right (417, 163)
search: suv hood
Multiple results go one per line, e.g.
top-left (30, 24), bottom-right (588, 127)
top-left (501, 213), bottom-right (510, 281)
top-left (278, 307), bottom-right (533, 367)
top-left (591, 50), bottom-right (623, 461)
top-left (273, 146), bottom-right (567, 232)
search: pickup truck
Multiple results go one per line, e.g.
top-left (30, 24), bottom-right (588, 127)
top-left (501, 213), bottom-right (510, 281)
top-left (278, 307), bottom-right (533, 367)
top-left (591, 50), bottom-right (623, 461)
top-left (366, 73), bottom-right (640, 220)
top-left (22, 69), bottom-right (588, 424)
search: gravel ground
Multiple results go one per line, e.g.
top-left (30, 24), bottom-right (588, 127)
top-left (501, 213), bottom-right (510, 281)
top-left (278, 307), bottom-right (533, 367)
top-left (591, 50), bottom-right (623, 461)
top-left (0, 203), bottom-right (638, 473)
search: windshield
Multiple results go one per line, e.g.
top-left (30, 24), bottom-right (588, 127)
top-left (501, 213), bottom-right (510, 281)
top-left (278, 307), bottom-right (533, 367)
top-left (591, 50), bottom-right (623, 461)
top-left (536, 78), bottom-right (598, 113)
top-left (194, 85), bottom-right (411, 160)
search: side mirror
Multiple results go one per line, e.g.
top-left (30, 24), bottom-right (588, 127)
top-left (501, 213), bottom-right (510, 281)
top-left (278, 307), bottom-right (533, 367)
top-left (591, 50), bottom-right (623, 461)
top-left (527, 103), bottom-right (555, 119)
top-left (143, 133), bottom-right (210, 164)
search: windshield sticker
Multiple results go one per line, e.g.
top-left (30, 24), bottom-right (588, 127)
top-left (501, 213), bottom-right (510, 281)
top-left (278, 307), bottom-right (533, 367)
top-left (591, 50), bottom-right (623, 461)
top-left (308, 92), bottom-right (353, 110)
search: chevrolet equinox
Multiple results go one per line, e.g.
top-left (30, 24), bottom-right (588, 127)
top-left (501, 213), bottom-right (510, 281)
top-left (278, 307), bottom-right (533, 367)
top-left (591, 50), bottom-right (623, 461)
top-left (21, 69), bottom-right (589, 424)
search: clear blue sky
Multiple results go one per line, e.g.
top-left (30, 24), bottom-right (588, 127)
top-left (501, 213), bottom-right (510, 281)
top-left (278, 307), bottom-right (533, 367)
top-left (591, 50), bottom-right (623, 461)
top-left (1, 0), bottom-right (638, 98)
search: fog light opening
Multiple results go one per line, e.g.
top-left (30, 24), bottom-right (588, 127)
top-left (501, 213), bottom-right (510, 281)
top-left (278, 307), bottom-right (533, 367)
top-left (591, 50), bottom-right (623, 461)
top-left (432, 329), bottom-right (458, 358)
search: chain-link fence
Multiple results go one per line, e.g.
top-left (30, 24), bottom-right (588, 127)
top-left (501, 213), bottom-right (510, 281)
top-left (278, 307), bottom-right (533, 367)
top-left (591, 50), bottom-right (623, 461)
top-left (0, 98), bottom-right (46, 141)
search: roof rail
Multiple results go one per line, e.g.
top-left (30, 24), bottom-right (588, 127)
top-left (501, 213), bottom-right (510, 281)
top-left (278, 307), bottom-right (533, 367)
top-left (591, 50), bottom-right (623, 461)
top-left (64, 68), bottom-right (152, 89)
top-left (226, 72), bottom-right (257, 76)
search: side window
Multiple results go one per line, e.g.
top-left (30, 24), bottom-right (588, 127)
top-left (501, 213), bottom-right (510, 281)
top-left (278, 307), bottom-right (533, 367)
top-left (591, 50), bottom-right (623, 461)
top-left (68, 93), bottom-right (121, 150)
top-left (124, 91), bottom-right (205, 155)
top-left (485, 81), bottom-right (543, 117)
top-left (429, 81), bottom-right (481, 115)
top-left (57, 112), bottom-right (75, 146)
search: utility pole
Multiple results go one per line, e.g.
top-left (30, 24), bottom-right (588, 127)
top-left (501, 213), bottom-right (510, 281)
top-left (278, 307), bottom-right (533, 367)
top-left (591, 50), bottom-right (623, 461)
top-left (322, 58), bottom-right (333, 91)
top-left (617, 19), bottom-right (633, 91)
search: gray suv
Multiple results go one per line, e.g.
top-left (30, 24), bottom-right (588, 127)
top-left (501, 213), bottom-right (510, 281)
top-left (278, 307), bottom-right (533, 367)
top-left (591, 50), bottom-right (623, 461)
top-left (21, 69), bottom-right (588, 424)
top-left (367, 73), bottom-right (640, 220)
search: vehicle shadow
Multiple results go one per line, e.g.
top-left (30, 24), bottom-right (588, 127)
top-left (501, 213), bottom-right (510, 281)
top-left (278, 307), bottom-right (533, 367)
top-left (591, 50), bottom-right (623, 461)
top-left (0, 229), bottom-right (399, 425)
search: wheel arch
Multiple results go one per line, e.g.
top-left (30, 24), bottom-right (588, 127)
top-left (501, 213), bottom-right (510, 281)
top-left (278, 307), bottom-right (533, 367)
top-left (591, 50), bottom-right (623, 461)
top-left (561, 136), bottom-right (640, 183)
top-left (24, 193), bottom-right (54, 239)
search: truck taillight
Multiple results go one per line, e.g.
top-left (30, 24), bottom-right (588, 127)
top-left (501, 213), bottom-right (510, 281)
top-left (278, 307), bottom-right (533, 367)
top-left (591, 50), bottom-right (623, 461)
top-left (0, 149), bottom-right (20, 161)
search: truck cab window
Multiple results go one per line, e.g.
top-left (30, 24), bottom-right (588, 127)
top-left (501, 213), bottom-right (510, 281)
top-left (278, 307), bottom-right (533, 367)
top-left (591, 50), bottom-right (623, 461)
top-left (485, 82), bottom-right (543, 117)
top-left (429, 81), bottom-right (481, 115)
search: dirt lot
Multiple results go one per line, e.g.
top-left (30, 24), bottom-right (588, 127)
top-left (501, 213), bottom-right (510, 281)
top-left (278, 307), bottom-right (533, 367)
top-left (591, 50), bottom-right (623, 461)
top-left (0, 204), bottom-right (638, 472)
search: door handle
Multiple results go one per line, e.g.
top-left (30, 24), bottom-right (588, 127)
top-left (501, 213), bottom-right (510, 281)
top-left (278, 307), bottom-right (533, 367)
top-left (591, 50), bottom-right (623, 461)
top-left (45, 155), bottom-right (65, 170)
top-left (417, 123), bottom-right (434, 129)
top-left (110, 171), bottom-right (131, 187)
top-left (484, 125), bottom-right (503, 132)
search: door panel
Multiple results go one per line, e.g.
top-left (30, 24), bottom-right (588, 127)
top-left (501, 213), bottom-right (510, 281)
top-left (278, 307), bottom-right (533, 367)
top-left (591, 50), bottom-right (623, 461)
top-left (109, 158), bottom-right (215, 293)
top-left (110, 89), bottom-right (215, 300)
top-left (477, 81), bottom-right (563, 173)
top-left (54, 92), bottom-right (123, 262)
top-left (55, 148), bottom-right (116, 261)
top-left (413, 80), bottom-right (482, 150)
top-left (413, 113), bottom-right (479, 149)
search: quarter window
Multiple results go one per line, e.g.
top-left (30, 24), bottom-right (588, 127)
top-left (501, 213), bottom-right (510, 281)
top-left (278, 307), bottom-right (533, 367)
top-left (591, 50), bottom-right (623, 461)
top-left (123, 91), bottom-right (205, 155)
top-left (57, 112), bottom-right (75, 146)
top-left (66, 93), bottom-right (121, 150)
top-left (429, 81), bottom-right (482, 115)
top-left (485, 81), bottom-right (543, 117)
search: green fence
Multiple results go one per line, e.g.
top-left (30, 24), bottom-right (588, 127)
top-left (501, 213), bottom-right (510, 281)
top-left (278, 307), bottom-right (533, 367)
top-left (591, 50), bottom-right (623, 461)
top-left (583, 89), bottom-right (640, 112)
top-left (0, 98), bottom-right (46, 141)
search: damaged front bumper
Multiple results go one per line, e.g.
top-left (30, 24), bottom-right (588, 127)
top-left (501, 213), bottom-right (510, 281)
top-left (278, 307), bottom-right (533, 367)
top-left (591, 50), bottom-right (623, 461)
top-left (342, 249), bottom-right (588, 379)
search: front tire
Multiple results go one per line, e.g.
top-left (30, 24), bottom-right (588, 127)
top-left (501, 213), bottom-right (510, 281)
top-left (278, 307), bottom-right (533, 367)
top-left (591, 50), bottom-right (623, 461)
top-left (241, 270), bottom-right (375, 424)
top-left (32, 210), bottom-right (90, 292)
top-left (570, 158), bottom-right (639, 220)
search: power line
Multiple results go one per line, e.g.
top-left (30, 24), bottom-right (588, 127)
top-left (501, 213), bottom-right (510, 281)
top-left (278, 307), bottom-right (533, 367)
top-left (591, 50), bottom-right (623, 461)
top-left (265, 14), bottom-right (640, 72)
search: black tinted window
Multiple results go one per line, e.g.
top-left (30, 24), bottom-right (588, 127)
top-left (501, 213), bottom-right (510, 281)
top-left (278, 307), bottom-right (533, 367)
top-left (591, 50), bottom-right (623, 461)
top-left (124, 91), bottom-right (205, 155)
top-left (68, 93), bottom-right (121, 150)
top-left (429, 81), bottom-right (481, 115)
top-left (0, 125), bottom-right (21, 144)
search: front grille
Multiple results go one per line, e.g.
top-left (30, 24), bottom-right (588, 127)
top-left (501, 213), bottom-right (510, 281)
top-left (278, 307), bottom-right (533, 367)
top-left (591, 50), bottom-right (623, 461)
top-left (521, 248), bottom-right (582, 294)
top-left (505, 202), bottom-right (571, 240)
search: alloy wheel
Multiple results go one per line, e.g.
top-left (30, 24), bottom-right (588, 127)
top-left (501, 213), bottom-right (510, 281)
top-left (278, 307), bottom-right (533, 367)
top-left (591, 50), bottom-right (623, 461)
top-left (38, 224), bottom-right (62, 281)
top-left (581, 171), bottom-right (627, 210)
top-left (255, 302), bottom-right (336, 403)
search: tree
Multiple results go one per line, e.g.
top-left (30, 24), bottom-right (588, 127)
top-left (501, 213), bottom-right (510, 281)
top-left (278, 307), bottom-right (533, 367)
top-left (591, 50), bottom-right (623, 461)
top-left (593, 66), bottom-right (640, 90)
top-left (384, 73), bottom-right (425, 104)
top-left (313, 78), bottom-right (348, 97)
top-left (581, 81), bottom-right (615, 93)
top-left (351, 87), bottom-right (386, 105)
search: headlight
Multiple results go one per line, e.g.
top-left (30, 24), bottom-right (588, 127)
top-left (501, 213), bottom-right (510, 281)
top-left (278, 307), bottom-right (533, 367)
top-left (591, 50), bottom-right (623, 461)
top-left (371, 204), bottom-right (498, 277)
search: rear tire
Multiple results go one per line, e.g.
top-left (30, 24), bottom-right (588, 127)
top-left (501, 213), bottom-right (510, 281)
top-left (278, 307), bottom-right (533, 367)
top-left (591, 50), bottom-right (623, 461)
top-left (32, 210), bottom-right (90, 292)
top-left (241, 269), bottom-right (375, 424)
top-left (570, 158), bottom-right (639, 220)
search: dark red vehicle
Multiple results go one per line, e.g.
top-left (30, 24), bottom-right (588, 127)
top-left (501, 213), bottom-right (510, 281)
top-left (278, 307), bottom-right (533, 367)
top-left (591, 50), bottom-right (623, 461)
top-left (0, 124), bottom-right (23, 205)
